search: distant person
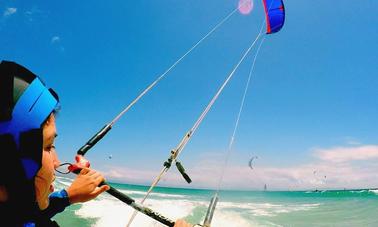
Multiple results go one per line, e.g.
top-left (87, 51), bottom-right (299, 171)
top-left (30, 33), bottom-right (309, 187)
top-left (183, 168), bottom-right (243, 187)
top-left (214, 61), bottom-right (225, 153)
top-left (0, 60), bottom-right (192, 227)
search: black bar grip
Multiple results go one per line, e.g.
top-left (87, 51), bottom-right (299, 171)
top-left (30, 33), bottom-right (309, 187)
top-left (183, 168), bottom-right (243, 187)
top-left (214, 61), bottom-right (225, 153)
top-left (100, 182), bottom-right (174, 226)
top-left (181, 172), bottom-right (192, 184)
top-left (132, 203), bottom-right (175, 227)
top-left (176, 162), bottom-right (192, 183)
top-left (77, 124), bottom-right (112, 155)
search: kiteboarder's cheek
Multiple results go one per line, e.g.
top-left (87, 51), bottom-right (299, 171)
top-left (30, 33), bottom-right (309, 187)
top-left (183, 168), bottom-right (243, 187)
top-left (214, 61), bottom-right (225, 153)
top-left (35, 114), bottom-right (59, 210)
top-left (35, 149), bottom-right (56, 210)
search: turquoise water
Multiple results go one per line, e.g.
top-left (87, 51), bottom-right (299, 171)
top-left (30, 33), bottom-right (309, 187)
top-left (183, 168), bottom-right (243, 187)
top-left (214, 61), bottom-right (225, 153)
top-left (53, 177), bottom-right (378, 226)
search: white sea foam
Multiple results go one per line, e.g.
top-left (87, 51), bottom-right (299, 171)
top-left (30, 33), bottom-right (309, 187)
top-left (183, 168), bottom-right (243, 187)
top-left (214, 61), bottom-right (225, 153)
top-left (75, 191), bottom-right (320, 226)
top-left (217, 201), bottom-right (320, 217)
top-left (74, 195), bottom-right (258, 227)
top-left (54, 176), bottom-right (73, 189)
top-left (149, 192), bottom-right (189, 199)
top-left (210, 209), bottom-right (257, 227)
top-left (75, 197), bottom-right (197, 227)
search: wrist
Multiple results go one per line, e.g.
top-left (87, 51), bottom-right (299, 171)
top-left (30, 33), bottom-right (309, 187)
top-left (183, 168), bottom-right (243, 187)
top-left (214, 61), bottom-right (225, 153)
top-left (49, 189), bottom-right (71, 206)
top-left (65, 186), bottom-right (77, 204)
top-left (60, 189), bottom-right (70, 205)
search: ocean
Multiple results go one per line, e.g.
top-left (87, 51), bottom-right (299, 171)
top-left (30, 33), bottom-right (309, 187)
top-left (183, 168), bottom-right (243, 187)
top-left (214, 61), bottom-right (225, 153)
top-left (53, 176), bottom-right (378, 227)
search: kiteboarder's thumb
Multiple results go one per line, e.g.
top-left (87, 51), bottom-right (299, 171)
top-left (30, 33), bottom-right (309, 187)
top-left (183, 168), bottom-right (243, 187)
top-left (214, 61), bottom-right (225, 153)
top-left (101, 184), bottom-right (111, 192)
top-left (94, 185), bottom-right (110, 196)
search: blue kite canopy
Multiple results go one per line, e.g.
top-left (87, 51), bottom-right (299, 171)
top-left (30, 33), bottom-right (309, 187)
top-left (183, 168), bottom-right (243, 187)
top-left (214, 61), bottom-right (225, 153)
top-left (262, 0), bottom-right (285, 34)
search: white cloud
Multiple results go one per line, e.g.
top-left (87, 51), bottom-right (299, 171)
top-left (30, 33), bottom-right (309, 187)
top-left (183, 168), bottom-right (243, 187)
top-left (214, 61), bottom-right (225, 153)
top-left (314, 145), bottom-right (378, 163)
top-left (24, 7), bottom-right (44, 22)
top-left (99, 165), bottom-right (161, 185)
top-left (51, 36), bottom-right (65, 52)
top-left (3, 7), bottom-right (17, 17)
top-left (51, 36), bottom-right (60, 44)
top-left (343, 136), bottom-right (361, 145)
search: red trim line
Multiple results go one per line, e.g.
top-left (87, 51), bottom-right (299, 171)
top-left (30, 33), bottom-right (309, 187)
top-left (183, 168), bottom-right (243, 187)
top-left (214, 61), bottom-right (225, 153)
top-left (262, 0), bottom-right (272, 34)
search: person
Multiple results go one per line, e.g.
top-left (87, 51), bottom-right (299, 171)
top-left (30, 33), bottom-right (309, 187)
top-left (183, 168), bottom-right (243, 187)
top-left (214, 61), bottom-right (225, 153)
top-left (0, 60), bottom-right (110, 226)
top-left (0, 60), bottom-right (192, 226)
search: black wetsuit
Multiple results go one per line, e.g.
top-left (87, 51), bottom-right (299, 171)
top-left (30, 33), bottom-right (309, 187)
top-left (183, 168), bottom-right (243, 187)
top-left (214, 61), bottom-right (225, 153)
top-left (0, 189), bottom-right (70, 227)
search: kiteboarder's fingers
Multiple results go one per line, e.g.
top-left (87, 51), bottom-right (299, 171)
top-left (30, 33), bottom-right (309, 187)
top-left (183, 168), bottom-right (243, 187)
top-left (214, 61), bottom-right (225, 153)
top-left (98, 184), bottom-right (110, 192)
top-left (85, 169), bottom-right (98, 176)
top-left (86, 169), bottom-right (105, 179)
top-left (79, 167), bottom-right (90, 175)
top-left (91, 171), bottom-right (106, 185)
top-left (92, 185), bottom-right (110, 197)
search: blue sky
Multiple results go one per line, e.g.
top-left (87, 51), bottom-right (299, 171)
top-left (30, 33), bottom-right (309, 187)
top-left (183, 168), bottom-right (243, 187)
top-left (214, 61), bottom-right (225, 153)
top-left (1, 0), bottom-right (377, 190)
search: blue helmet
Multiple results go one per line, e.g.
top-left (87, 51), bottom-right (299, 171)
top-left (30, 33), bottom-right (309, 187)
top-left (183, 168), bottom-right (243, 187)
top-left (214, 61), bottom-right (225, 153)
top-left (0, 60), bottom-right (59, 178)
top-left (0, 60), bottom-right (59, 222)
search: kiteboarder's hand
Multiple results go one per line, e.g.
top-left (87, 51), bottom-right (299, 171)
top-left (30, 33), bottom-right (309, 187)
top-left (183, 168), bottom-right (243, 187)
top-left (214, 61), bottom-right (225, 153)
top-left (66, 168), bottom-right (110, 204)
top-left (174, 219), bottom-right (193, 227)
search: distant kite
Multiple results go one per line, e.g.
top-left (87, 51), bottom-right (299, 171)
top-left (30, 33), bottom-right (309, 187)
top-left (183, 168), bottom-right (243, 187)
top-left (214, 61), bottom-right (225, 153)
top-left (108, 154), bottom-right (113, 159)
top-left (248, 156), bottom-right (258, 170)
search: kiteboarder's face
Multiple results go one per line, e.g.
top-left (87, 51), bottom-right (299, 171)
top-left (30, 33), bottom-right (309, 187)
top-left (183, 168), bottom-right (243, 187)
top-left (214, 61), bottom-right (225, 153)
top-left (35, 114), bottom-right (61, 210)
